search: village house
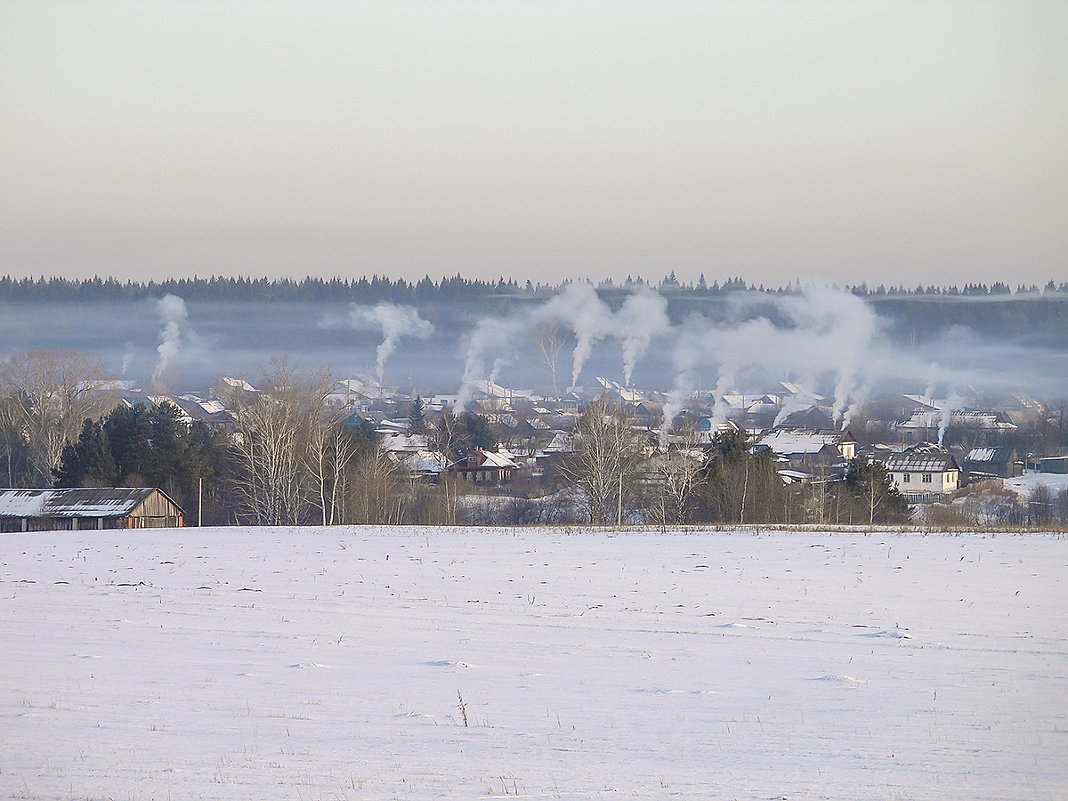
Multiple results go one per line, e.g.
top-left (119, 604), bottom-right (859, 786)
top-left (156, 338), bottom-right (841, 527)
top-left (884, 447), bottom-right (960, 502)
top-left (896, 409), bottom-right (1017, 444)
top-left (960, 447), bottom-right (1022, 480)
top-left (393, 450), bottom-right (450, 483)
top-left (693, 416), bottom-right (739, 444)
top-left (0, 488), bottom-right (184, 532)
top-left (742, 394), bottom-right (783, 429)
top-left (755, 428), bottom-right (857, 465)
top-left (451, 447), bottom-right (522, 485)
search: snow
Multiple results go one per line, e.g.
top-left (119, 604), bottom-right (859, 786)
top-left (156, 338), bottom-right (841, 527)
top-left (758, 430), bottom-right (844, 455)
top-left (2, 526), bottom-right (1065, 800)
top-left (0, 490), bottom-right (48, 517)
top-left (966, 447), bottom-right (997, 463)
top-left (1003, 471), bottom-right (1068, 499)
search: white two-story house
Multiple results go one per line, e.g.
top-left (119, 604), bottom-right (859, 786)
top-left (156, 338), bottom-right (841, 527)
top-left (885, 447), bottom-right (960, 502)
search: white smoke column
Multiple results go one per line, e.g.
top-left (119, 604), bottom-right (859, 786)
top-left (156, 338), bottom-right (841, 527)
top-left (616, 286), bottom-right (670, 386)
top-left (454, 315), bottom-right (527, 414)
top-left (659, 284), bottom-right (882, 439)
top-left (121, 342), bottom-right (136, 379)
top-left (939, 391), bottom-right (965, 446)
top-left (660, 315), bottom-right (761, 443)
top-left (487, 356), bottom-right (511, 386)
top-left (660, 318), bottom-right (715, 445)
top-left (923, 363), bottom-right (941, 405)
top-left (537, 283), bottom-right (615, 390)
top-left (152, 294), bottom-right (187, 389)
top-left (348, 303), bottom-right (433, 383)
top-left (842, 384), bottom-right (871, 430)
top-left (773, 387), bottom-right (819, 428)
top-left (780, 284), bottom-right (878, 427)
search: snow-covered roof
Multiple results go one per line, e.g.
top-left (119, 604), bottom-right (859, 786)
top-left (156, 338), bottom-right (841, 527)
top-left (886, 451), bottom-right (959, 473)
top-left (747, 400), bottom-right (779, 413)
top-left (757, 429), bottom-right (850, 456)
top-left (380, 433), bottom-right (430, 453)
top-left (697, 418), bottom-right (738, 433)
top-left (479, 450), bottom-right (520, 469)
top-left (595, 377), bottom-right (646, 404)
top-left (964, 447), bottom-right (1010, 463)
top-left (779, 381), bottom-right (824, 401)
top-left (898, 410), bottom-right (1016, 431)
top-left (901, 394), bottom-right (941, 410)
top-left (220, 376), bottom-right (258, 392)
top-left (197, 399), bottom-right (227, 415)
top-left (719, 391), bottom-right (746, 409)
top-left (778, 469), bottom-right (812, 484)
top-left (0, 488), bottom-right (177, 519)
top-left (398, 450), bottom-right (449, 475)
top-left (541, 432), bottom-right (573, 454)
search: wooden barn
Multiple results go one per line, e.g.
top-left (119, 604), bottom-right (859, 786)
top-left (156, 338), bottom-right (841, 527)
top-left (0, 488), bottom-right (184, 532)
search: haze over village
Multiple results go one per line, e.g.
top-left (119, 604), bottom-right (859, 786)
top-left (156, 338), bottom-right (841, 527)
top-left (1, 275), bottom-right (1066, 529)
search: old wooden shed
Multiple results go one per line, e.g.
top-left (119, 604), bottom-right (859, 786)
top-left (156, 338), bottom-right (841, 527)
top-left (0, 488), bottom-right (184, 532)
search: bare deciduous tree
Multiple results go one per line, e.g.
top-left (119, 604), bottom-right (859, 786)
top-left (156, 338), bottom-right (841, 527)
top-left (648, 432), bottom-right (705, 527)
top-left (306, 412), bottom-right (367, 525)
top-left (531, 322), bottom-right (567, 397)
top-left (0, 350), bottom-right (116, 486)
top-left (343, 448), bottom-right (403, 525)
top-left (558, 399), bottom-right (644, 524)
top-left (221, 357), bottom-right (334, 525)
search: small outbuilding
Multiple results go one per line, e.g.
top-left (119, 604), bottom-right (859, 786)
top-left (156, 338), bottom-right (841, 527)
top-left (0, 488), bottom-right (184, 532)
top-left (961, 447), bottom-right (1022, 480)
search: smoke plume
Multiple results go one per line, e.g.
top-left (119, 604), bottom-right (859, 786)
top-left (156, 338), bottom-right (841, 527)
top-left (347, 304), bottom-right (433, 383)
top-left (152, 294), bottom-right (188, 390)
top-left (121, 342), bottom-right (136, 379)
top-left (617, 286), bottom-right (670, 386)
top-left (659, 284), bottom-right (881, 437)
top-left (938, 391), bottom-right (966, 446)
top-left (456, 283), bottom-right (670, 410)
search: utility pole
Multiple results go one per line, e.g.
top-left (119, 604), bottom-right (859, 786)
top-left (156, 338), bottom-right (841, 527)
top-left (198, 477), bottom-right (203, 526)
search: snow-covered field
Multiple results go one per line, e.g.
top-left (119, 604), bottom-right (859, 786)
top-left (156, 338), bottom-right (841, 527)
top-left (2, 526), bottom-right (1065, 800)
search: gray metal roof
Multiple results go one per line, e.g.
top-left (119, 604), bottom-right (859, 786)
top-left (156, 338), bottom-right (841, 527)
top-left (885, 453), bottom-right (958, 472)
top-left (0, 488), bottom-right (174, 518)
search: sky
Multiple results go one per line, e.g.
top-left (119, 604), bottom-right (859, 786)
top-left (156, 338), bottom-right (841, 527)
top-left (1, 1), bottom-right (1065, 288)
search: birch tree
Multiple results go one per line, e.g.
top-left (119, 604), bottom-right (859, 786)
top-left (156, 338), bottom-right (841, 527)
top-left (558, 399), bottom-right (644, 524)
top-left (0, 350), bottom-right (116, 486)
top-left (531, 322), bottom-right (567, 396)
top-left (307, 416), bottom-right (367, 525)
top-left (344, 449), bottom-right (403, 525)
top-left (222, 358), bottom-right (334, 525)
top-left (649, 434), bottom-right (704, 527)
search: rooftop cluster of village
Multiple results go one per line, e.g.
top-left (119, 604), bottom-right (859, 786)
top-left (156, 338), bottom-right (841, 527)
top-left (1, 276), bottom-right (1065, 529)
top-left (89, 368), bottom-right (1065, 529)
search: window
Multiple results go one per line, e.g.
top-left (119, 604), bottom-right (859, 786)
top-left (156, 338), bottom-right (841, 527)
top-left (902, 473), bottom-right (910, 483)
top-left (922, 473), bottom-right (933, 483)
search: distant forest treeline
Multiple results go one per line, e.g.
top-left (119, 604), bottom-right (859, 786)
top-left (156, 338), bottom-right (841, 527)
top-left (1, 273), bottom-right (1067, 304)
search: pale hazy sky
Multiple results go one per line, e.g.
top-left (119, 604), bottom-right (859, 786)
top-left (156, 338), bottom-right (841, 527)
top-left (2, 1), bottom-right (1065, 288)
